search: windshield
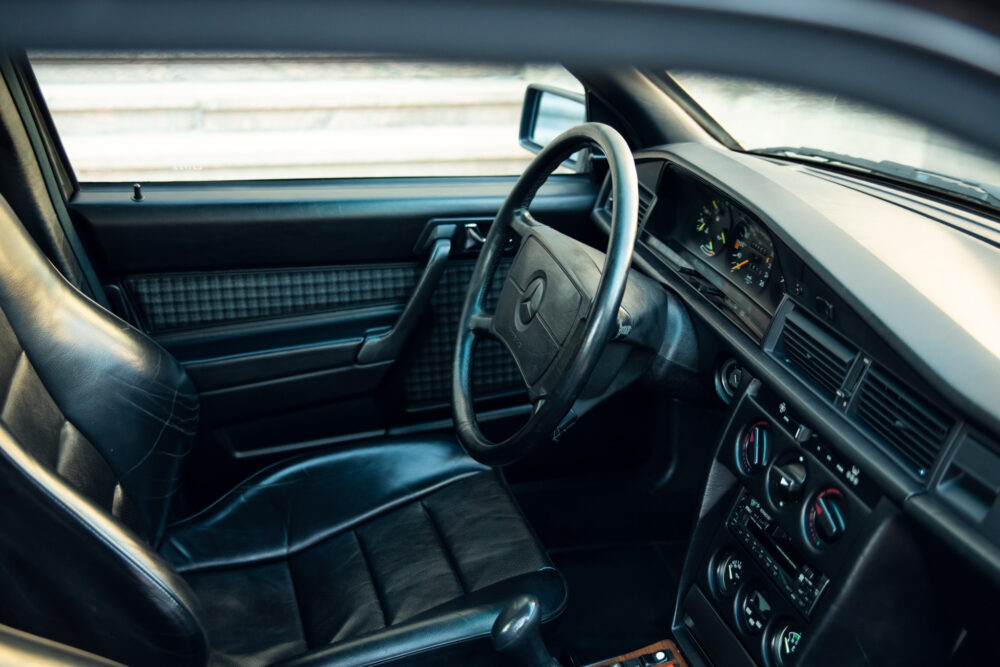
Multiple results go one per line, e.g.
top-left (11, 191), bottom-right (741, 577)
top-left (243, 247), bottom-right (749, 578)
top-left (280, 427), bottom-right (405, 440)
top-left (671, 71), bottom-right (1000, 210)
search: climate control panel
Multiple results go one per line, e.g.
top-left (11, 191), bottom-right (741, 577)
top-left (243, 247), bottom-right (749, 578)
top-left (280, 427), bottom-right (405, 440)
top-left (693, 380), bottom-right (877, 666)
top-left (726, 383), bottom-right (870, 562)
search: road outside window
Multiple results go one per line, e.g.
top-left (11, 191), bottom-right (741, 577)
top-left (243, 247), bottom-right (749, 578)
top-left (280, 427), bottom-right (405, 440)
top-left (30, 53), bottom-right (582, 182)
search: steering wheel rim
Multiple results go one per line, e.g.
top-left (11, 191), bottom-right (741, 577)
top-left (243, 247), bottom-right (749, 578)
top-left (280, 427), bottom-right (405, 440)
top-left (452, 122), bottom-right (639, 466)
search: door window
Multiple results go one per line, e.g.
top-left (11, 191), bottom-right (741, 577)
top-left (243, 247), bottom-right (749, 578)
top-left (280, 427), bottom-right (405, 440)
top-left (30, 53), bottom-right (582, 182)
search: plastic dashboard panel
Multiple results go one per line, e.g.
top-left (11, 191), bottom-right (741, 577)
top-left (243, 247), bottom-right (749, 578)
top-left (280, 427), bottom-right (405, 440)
top-left (651, 143), bottom-right (1000, 436)
top-left (594, 143), bottom-right (1000, 593)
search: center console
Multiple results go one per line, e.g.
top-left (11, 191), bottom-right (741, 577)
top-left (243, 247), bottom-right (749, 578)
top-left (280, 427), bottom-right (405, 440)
top-left (672, 379), bottom-right (946, 666)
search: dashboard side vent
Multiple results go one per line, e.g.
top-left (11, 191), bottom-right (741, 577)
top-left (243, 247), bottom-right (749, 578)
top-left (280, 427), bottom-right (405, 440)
top-left (778, 310), bottom-right (857, 399)
top-left (855, 366), bottom-right (953, 474)
top-left (604, 183), bottom-right (657, 228)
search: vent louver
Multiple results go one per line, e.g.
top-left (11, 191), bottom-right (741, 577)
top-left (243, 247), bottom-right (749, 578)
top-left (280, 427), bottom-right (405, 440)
top-left (779, 310), bottom-right (856, 399)
top-left (855, 367), bottom-right (953, 474)
top-left (604, 183), bottom-right (656, 227)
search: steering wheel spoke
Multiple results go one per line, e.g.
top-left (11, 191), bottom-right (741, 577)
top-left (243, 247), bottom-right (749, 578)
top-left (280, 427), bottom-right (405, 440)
top-left (468, 311), bottom-right (495, 337)
top-left (510, 208), bottom-right (539, 238)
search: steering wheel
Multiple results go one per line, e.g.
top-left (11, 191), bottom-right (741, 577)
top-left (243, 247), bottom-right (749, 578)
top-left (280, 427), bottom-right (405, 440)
top-left (452, 123), bottom-right (639, 466)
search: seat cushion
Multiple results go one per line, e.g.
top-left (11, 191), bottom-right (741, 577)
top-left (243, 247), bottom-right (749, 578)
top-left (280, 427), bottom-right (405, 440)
top-left (161, 438), bottom-right (565, 666)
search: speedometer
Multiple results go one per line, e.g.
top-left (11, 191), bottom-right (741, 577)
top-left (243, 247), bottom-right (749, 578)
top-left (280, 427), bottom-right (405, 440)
top-left (727, 218), bottom-right (774, 292)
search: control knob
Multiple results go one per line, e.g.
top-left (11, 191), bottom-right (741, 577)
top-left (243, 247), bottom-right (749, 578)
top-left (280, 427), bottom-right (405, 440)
top-left (738, 421), bottom-right (771, 474)
top-left (805, 488), bottom-right (847, 546)
top-left (769, 621), bottom-right (804, 665)
top-left (768, 454), bottom-right (807, 509)
top-left (712, 551), bottom-right (744, 597)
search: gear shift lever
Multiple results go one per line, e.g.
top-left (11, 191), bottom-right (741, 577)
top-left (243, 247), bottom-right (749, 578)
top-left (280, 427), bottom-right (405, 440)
top-left (491, 595), bottom-right (561, 667)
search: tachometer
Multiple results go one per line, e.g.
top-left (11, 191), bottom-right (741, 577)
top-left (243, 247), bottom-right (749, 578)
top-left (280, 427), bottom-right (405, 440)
top-left (693, 199), bottom-right (732, 259)
top-left (727, 218), bottom-right (774, 291)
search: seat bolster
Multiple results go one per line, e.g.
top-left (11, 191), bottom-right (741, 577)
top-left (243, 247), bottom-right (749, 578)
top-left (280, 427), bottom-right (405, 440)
top-left (272, 569), bottom-right (567, 667)
top-left (0, 197), bottom-right (198, 545)
top-left (0, 424), bottom-right (207, 666)
top-left (161, 437), bottom-right (488, 572)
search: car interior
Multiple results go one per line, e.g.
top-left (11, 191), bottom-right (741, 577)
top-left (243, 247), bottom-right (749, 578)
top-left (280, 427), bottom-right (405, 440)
top-left (1, 3), bottom-right (999, 667)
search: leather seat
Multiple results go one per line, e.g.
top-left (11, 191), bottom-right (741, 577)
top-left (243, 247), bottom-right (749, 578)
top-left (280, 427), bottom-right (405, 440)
top-left (0, 195), bottom-right (565, 666)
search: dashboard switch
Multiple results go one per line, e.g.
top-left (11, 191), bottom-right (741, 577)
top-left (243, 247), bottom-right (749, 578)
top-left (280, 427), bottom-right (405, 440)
top-left (641, 648), bottom-right (674, 665)
top-left (737, 586), bottom-right (773, 635)
top-left (815, 296), bottom-right (835, 321)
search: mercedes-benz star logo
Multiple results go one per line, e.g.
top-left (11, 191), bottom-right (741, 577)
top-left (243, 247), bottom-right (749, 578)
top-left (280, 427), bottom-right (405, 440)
top-left (518, 277), bottom-right (545, 325)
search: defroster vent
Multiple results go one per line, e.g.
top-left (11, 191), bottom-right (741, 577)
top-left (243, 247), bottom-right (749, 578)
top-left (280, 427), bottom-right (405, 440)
top-left (855, 366), bottom-right (953, 474)
top-left (778, 310), bottom-right (857, 399)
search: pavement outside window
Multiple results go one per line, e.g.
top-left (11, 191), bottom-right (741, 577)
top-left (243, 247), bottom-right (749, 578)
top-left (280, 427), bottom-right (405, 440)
top-left (30, 54), bottom-right (583, 181)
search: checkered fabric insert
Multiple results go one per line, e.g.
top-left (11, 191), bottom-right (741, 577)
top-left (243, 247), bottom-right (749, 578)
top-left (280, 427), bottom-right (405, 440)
top-left (401, 258), bottom-right (523, 406)
top-left (127, 264), bottom-right (421, 332)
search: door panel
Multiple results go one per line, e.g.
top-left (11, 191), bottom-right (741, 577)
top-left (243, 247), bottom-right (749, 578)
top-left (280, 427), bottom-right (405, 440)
top-left (68, 175), bottom-right (598, 507)
top-left (398, 258), bottom-right (517, 409)
top-left (71, 177), bottom-right (595, 271)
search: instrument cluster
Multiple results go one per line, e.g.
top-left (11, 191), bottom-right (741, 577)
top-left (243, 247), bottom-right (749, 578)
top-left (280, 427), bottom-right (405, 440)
top-left (638, 165), bottom-right (787, 333)
top-left (685, 195), bottom-right (777, 300)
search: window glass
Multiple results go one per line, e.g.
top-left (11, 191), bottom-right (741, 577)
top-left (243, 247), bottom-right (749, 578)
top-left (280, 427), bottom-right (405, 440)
top-left (30, 53), bottom-right (582, 182)
top-left (672, 71), bottom-right (1000, 207)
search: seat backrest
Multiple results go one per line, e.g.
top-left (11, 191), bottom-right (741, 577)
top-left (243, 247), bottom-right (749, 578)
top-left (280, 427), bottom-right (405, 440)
top-left (0, 195), bottom-right (207, 664)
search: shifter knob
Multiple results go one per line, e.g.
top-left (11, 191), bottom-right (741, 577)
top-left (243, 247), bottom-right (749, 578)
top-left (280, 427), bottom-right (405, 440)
top-left (491, 595), bottom-right (561, 667)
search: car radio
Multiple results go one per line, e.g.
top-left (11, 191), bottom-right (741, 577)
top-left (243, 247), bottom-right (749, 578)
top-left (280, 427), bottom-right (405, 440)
top-left (727, 492), bottom-right (829, 615)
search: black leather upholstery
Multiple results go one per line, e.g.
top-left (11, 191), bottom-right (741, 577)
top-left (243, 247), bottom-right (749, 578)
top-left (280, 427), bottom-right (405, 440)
top-left (0, 196), bottom-right (206, 663)
top-left (164, 440), bottom-right (565, 666)
top-left (0, 196), bottom-right (198, 545)
top-left (0, 194), bottom-right (565, 666)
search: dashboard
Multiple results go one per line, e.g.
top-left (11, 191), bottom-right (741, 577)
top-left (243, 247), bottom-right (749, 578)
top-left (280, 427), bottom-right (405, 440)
top-left (591, 143), bottom-right (1000, 666)
top-left (650, 170), bottom-right (782, 315)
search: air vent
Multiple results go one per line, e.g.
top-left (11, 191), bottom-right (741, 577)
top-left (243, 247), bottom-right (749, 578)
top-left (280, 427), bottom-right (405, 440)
top-left (778, 310), bottom-right (857, 399)
top-left (604, 183), bottom-right (657, 227)
top-left (855, 367), bottom-right (953, 474)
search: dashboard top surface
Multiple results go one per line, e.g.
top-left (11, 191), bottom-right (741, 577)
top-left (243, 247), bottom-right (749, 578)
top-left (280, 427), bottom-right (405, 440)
top-left (636, 142), bottom-right (1000, 436)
